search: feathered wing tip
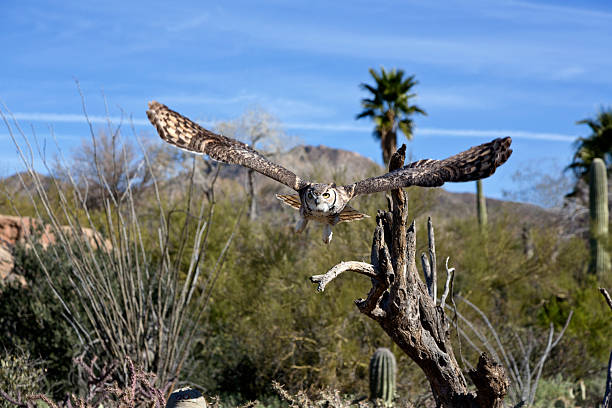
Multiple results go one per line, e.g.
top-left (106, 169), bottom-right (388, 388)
top-left (146, 101), bottom-right (200, 152)
top-left (409, 136), bottom-right (513, 183)
top-left (451, 136), bottom-right (512, 182)
top-left (147, 101), bottom-right (306, 191)
top-left (276, 194), bottom-right (301, 210)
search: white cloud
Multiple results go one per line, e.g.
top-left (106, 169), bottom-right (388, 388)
top-left (10, 112), bottom-right (150, 126)
top-left (284, 122), bottom-right (367, 132)
top-left (284, 122), bottom-right (574, 142)
top-left (205, 2), bottom-right (612, 84)
top-left (7, 111), bottom-right (576, 143)
top-left (158, 93), bottom-right (257, 105)
top-left (550, 66), bottom-right (587, 81)
top-left (416, 127), bottom-right (575, 142)
top-left (507, 0), bottom-right (612, 20)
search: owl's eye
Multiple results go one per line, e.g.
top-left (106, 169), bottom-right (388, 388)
top-left (322, 192), bottom-right (330, 198)
top-left (307, 192), bottom-right (314, 199)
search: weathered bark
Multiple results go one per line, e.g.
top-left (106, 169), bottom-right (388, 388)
top-left (247, 169), bottom-right (257, 221)
top-left (310, 145), bottom-right (509, 408)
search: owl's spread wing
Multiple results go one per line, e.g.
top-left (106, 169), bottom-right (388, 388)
top-left (147, 101), bottom-right (306, 191)
top-left (344, 137), bottom-right (512, 197)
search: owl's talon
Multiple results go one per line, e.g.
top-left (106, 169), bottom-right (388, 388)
top-left (322, 225), bottom-right (333, 244)
top-left (295, 218), bottom-right (308, 233)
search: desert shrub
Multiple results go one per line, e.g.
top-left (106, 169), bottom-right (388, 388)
top-left (436, 214), bottom-right (610, 381)
top-left (0, 242), bottom-right (80, 398)
top-left (2, 103), bottom-right (245, 397)
top-left (0, 351), bottom-right (45, 407)
top-left (0, 355), bottom-right (166, 408)
top-left (529, 374), bottom-right (604, 408)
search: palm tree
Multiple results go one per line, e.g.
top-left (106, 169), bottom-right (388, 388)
top-left (356, 67), bottom-right (427, 165)
top-left (567, 107), bottom-right (612, 181)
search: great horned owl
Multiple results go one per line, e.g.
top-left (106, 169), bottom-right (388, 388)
top-left (147, 101), bottom-right (512, 244)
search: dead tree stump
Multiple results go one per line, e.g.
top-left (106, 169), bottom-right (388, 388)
top-left (310, 145), bottom-right (509, 408)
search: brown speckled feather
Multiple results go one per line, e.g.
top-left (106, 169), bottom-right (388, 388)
top-left (147, 101), bottom-right (306, 191)
top-left (345, 137), bottom-right (512, 197)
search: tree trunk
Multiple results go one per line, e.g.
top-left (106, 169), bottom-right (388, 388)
top-left (247, 169), bottom-right (257, 221)
top-left (381, 129), bottom-right (397, 166)
top-left (311, 145), bottom-right (508, 408)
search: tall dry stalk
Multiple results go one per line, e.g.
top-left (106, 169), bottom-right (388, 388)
top-left (0, 92), bottom-right (243, 390)
top-left (450, 297), bottom-right (573, 406)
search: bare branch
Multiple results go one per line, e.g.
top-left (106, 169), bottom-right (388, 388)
top-left (0, 390), bottom-right (27, 407)
top-left (310, 261), bottom-right (376, 292)
top-left (600, 287), bottom-right (612, 312)
top-left (528, 311), bottom-right (573, 405)
top-left (421, 252), bottom-right (433, 297)
top-left (440, 257), bottom-right (455, 309)
top-left (427, 217), bottom-right (437, 303)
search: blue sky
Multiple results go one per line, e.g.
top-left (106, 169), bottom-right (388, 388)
top-left (1, 0), bottom-right (611, 203)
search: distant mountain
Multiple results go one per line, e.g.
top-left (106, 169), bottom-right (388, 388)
top-left (217, 144), bottom-right (380, 185)
top-left (0, 171), bottom-right (53, 195)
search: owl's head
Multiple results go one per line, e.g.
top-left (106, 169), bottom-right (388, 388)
top-left (303, 183), bottom-right (338, 213)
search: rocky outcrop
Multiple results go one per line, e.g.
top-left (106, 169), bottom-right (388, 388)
top-left (0, 215), bottom-right (110, 287)
top-left (0, 244), bottom-right (19, 285)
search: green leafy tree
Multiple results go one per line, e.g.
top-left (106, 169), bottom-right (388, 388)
top-left (356, 67), bottom-right (427, 164)
top-left (567, 107), bottom-right (612, 181)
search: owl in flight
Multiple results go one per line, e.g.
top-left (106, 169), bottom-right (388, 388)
top-left (147, 101), bottom-right (512, 244)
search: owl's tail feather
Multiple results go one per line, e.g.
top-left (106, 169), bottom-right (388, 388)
top-left (336, 206), bottom-right (370, 223)
top-left (276, 194), bottom-right (301, 210)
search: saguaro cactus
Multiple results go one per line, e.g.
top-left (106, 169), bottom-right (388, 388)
top-left (476, 180), bottom-right (487, 230)
top-left (369, 347), bottom-right (397, 406)
top-left (589, 158), bottom-right (610, 276)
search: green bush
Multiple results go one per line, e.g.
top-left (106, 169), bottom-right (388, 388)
top-left (0, 243), bottom-right (81, 399)
top-left (530, 374), bottom-right (606, 408)
top-left (0, 351), bottom-right (45, 406)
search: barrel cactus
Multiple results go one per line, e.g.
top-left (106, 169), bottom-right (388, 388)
top-left (369, 347), bottom-right (396, 406)
top-left (588, 158), bottom-right (610, 276)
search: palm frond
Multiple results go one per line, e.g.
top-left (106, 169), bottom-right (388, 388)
top-left (357, 67), bottom-right (427, 162)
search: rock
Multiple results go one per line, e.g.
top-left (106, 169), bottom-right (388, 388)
top-left (0, 215), bottom-right (110, 250)
top-left (0, 214), bottom-right (111, 287)
top-left (166, 387), bottom-right (207, 408)
top-left (0, 245), bottom-right (15, 280)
